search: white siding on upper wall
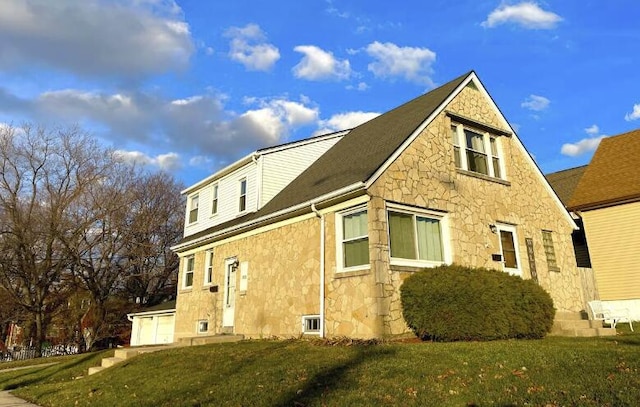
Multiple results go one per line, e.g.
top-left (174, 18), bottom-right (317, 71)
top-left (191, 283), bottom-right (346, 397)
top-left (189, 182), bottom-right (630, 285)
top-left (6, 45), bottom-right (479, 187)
top-left (261, 136), bottom-right (342, 206)
top-left (582, 201), bottom-right (640, 301)
top-left (184, 163), bottom-right (258, 237)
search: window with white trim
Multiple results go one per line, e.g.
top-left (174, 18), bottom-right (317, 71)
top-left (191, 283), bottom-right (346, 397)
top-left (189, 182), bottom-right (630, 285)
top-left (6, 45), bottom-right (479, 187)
top-left (211, 184), bottom-right (219, 215)
top-left (188, 194), bottom-right (199, 224)
top-left (204, 249), bottom-right (214, 285)
top-left (302, 315), bottom-right (321, 335)
top-left (542, 230), bottom-right (559, 272)
top-left (336, 207), bottom-right (369, 270)
top-left (183, 255), bottom-right (194, 288)
top-left (388, 207), bottom-right (445, 265)
top-left (239, 179), bottom-right (247, 212)
top-left (451, 123), bottom-right (503, 179)
top-left (197, 320), bottom-right (209, 334)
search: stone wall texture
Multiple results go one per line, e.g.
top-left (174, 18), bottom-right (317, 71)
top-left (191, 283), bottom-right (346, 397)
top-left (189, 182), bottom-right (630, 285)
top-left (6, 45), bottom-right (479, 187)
top-left (174, 83), bottom-right (584, 340)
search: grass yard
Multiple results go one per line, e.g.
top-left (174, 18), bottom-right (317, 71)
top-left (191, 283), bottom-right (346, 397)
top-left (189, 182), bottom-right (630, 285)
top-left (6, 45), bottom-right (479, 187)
top-left (1, 331), bottom-right (639, 406)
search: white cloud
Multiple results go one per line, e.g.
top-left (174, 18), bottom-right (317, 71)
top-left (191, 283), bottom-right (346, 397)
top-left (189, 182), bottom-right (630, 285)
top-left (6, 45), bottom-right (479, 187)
top-left (482, 2), bottom-right (563, 29)
top-left (346, 82), bottom-right (369, 91)
top-left (365, 41), bottom-right (436, 86)
top-left (521, 94), bottom-right (550, 111)
top-left (316, 111), bottom-right (380, 135)
top-left (0, 0), bottom-right (193, 78)
top-left (561, 126), bottom-right (607, 157)
top-left (114, 150), bottom-right (182, 171)
top-left (225, 24), bottom-right (280, 71)
top-left (292, 45), bottom-right (352, 81)
top-left (624, 104), bottom-right (640, 121)
top-left (584, 124), bottom-right (599, 135)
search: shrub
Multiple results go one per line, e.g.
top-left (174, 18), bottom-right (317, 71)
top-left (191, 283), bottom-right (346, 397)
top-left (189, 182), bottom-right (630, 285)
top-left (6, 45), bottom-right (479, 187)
top-left (400, 264), bottom-right (555, 342)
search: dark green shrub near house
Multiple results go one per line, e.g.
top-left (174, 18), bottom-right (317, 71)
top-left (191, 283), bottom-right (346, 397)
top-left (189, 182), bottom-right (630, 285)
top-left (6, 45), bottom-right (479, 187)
top-left (400, 264), bottom-right (555, 341)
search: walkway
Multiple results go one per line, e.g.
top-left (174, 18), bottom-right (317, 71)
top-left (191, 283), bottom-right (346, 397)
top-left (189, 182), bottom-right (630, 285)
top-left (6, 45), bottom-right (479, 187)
top-left (0, 364), bottom-right (58, 407)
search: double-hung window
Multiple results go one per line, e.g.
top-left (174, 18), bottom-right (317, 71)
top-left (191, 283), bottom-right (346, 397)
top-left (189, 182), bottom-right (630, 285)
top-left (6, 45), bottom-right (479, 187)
top-left (188, 194), bottom-right (199, 224)
top-left (337, 207), bottom-right (369, 270)
top-left (451, 123), bottom-right (503, 179)
top-left (204, 249), bottom-right (214, 285)
top-left (183, 255), bottom-right (195, 288)
top-left (239, 179), bottom-right (247, 212)
top-left (387, 205), bottom-right (447, 266)
top-left (542, 230), bottom-right (559, 272)
top-left (211, 184), bottom-right (219, 216)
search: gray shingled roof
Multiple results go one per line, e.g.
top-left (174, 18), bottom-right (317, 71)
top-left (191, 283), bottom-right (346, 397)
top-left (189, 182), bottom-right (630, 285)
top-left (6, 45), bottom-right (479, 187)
top-left (177, 71), bottom-right (471, 247)
top-left (545, 165), bottom-right (588, 206)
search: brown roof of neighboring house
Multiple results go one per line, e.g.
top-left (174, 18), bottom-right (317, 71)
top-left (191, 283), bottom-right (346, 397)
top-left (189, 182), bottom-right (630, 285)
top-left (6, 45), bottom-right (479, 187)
top-left (568, 128), bottom-right (640, 211)
top-left (176, 71), bottom-right (472, 248)
top-left (545, 165), bottom-right (588, 206)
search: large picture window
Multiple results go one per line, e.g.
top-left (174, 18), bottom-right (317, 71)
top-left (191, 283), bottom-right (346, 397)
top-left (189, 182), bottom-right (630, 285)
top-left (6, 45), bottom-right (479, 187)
top-left (388, 210), bottom-right (444, 263)
top-left (337, 207), bottom-right (369, 270)
top-left (451, 123), bottom-right (503, 179)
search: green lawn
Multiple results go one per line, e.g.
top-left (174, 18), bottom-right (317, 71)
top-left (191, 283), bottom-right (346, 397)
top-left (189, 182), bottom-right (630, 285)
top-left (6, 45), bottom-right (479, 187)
top-left (2, 331), bottom-right (639, 406)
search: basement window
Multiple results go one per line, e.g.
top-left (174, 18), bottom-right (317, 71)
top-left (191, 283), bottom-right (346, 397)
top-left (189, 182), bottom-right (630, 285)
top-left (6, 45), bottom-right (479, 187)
top-left (197, 320), bottom-right (209, 334)
top-left (302, 315), bottom-right (321, 335)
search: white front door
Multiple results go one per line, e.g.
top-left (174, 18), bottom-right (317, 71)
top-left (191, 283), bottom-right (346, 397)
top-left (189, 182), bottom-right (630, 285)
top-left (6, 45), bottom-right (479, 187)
top-left (497, 224), bottom-right (522, 277)
top-left (222, 258), bottom-right (237, 327)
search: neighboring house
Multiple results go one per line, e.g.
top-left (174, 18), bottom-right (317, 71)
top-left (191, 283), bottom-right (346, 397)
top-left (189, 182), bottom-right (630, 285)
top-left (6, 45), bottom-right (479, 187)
top-left (127, 301), bottom-right (176, 346)
top-left (172, 71), bottom-right (585, 340)
top-left (566, 129), bottom-right (640, 320)
top-left (545, 166), bottom-right (592, 268)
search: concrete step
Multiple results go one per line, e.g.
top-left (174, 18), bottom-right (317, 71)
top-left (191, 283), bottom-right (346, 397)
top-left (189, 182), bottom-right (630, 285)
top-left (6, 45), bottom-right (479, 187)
top-left (178, 334), bottom-right (244, 346)
top-left (88, 366), bottom-right (107, 376)
top-left (554, 319), bottom-right (603, 330)
top-left (555, 311), bottom-right (587, 321)
top-left (101, 357), bottom-right (125, 368)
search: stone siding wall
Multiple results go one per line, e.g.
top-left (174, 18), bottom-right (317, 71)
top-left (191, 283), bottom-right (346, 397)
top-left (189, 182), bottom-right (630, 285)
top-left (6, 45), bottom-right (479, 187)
top-left (368, 84), bottom-right (583, 335)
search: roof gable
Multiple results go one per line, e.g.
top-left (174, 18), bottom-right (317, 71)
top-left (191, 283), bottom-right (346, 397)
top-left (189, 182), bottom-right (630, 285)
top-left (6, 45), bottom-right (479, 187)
top-left (259, 71), bottom-right (472, 215)
top-left (569, 129), bottom-right (640, 210)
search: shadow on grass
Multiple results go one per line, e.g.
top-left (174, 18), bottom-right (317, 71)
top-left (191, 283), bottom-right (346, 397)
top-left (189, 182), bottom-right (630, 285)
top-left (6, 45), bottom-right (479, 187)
top-left (273, 345), bottom-right (397, 407)
top-left (0, 352), bottom-right (103, 390)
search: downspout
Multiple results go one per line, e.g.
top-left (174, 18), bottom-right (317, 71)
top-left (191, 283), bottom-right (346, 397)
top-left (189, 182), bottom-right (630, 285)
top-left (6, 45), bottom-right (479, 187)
top-left (311, 203), bottom-right (325, 338)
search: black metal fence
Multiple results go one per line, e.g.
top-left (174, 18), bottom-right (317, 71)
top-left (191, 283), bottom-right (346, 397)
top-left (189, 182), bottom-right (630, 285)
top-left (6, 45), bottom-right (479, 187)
top-left (1, 344), bottom-right (79, 362)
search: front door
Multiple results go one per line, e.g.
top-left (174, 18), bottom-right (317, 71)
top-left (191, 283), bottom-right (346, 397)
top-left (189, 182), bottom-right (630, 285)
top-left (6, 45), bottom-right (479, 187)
top-left (222, 258), bottom-right (237, 327)
top-left (497, 224), bottom-right (522, 277)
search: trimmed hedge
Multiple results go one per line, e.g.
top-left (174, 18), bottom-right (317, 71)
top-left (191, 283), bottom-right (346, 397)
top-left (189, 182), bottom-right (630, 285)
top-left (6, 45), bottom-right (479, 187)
top-left (400, 264), bottom-right (555, 341)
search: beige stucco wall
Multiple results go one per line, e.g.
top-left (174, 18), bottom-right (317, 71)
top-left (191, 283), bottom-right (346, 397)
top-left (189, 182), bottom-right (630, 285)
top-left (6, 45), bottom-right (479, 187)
top-left (367, 84), bottom-right (583, 335)
top-left (581, 201), bottom-right (640, 300)
top-left (174, 83), bottom-right (584, 340)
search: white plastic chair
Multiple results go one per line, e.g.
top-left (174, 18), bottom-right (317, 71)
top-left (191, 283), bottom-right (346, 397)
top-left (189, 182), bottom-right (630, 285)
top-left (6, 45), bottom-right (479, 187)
top-left (588, 300), bottom-right (634, 331)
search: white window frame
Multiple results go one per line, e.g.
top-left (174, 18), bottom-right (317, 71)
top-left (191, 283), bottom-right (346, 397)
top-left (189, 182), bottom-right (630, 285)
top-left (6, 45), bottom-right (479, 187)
top-left (204, 249), bottom-right (214, 286)
top-left (238, 178), bottom-right (247, 213)
top-left (496, 223), bottom-right (522, 277)
top-left (183, 255), bottom-right (195, 289)
top-left (335, 205), bottom-right (370, 273)
top-left (386, 203), bottom-right (451, 268)
top-left (211, 184), bottom-right (219, 216)
top-left (451, 123), bottom-right (504, 179)
top-left (188, 194), bottom-right (199, 224)
top-left (197, 320), bottom-right (209, 334)
top-left (301, 315), bottom-right (321, 335)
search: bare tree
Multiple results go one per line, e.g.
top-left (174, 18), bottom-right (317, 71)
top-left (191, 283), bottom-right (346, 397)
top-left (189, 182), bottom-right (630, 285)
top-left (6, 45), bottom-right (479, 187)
top-left (0, 124), bottom-right (113, 355)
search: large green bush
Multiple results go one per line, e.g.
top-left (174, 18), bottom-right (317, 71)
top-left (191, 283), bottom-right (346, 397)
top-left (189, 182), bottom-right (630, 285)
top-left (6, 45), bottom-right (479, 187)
top-left (400, 264), bottom-right (555, 341)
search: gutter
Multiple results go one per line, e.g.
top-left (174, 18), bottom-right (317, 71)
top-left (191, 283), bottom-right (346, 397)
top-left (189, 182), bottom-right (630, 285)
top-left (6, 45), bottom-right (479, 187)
top-left (311, 203), bottom-right (325, 338)
top-left (172, 181), bottom-right (366, 252)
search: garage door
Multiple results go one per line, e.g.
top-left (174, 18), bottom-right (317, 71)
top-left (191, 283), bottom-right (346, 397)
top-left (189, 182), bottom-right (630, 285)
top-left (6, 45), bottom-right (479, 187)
top-left (155, 315), bottom-right (175, 344)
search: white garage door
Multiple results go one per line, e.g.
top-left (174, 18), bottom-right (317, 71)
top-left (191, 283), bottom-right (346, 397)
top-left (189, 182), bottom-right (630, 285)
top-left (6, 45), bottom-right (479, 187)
top-left (155, 315), bottom-right (175, 344)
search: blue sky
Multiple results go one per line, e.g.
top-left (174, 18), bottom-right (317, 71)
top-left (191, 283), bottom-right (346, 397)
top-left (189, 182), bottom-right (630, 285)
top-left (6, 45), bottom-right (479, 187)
top-left (1, 1), bottom-right (638, 187)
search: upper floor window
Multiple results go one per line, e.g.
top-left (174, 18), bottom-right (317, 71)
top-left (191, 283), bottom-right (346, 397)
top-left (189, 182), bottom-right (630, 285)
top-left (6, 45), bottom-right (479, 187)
top-left (239, 179), bottom-right (247, 212)
top-left (451, 123), bottom-right (503, 179)
top-left (388, 207), bottom-right (445, 265)
top-left (211, 184), bottom-right (219, 215)
top-left (183, 255), bottom-right (195, 288)
top-left (542, 230), bottom-right (559, 272)
top-left (337, 207), bottom-right (369, 270)
top-left (188, 194), bottom-right (199, 224)
top-left (204, 249), bottom-right (214, 285)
